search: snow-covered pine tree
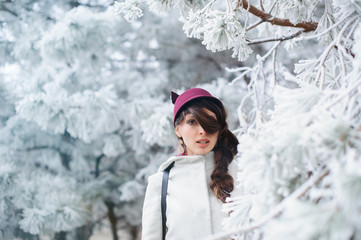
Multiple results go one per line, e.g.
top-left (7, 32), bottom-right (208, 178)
top-left (0, 0), bottom-right (242, 239)
top-left (115, 0), bottom-right (361, 239)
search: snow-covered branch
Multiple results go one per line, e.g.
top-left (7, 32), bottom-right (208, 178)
top-left (207, 168), bottom-right (330, 240)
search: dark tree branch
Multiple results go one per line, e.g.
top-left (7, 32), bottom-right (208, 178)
top-left (75, 223), bottom-right (93, 240)
top-left (60, 152), bottom-right (72, 170)
top-left (240, 0), bottom-right (318, 32)
top-left (95, 154), bottom-right (105, 178)
top-left (26, 146), bottom-right (72, 171)
top-left (0, 4), bottom-right (18, 17)
top-left (54, 231), bottom-right (67, 240)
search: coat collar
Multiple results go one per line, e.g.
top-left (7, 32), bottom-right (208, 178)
top-left (157, 152), bottom-right (214, 172)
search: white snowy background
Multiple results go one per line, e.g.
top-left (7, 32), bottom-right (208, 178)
top-left (0, 0), bottom-right (360, 239)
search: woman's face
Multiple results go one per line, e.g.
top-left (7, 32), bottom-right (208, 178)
top-left (175, 108), bottom-right (219, 156)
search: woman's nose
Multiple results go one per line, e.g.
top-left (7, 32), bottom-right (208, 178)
top-left (198, 126), bottom-right (205, 135)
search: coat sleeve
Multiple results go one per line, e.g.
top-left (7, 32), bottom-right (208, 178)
top-left (141, 173), bottom-right (163, 240)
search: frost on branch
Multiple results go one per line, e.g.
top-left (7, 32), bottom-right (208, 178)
top-left (219, 9), bottom-right (361, 239)
top-left (117, 0), bottom-right (324, 62)
top-left (40, 7), bottom-right (118, 71)
top-left (332, 0), bottom-right (361, 17)
top-left (119, 180), bottom-right (146, 202)
top-left (202, 11), bottom-right (241, 52)
top-left (17, 175), bottom-right (90, 234)
top-left (2, 0), bottom-right (361, 238)
top-left (16, 84), bottom-right (122, 143)
top-left (114, 0), bottom-right (144, 22)
top-left (117, 0), bottom-right (256, 61)
top-left (1, 1), bottom-right (245, 238)
top-left (223, 82), bottom-right (361, 239)
top-left (182, 8), bottom-right (253, 61)
top-left (102, 134), bottom-right (126, 157)
top-left (314, 0), bottom-right (337, 45)
top-left (181, 9), bottom-right (205, 39)
top-left (276, 0), bottom-right (319, 25)
top-left (232, 35), bottom-right (253, 61)
top-left (145, 0), bottom-right (206, 14)
top-left (263, 200), bottom-right (353, 240)
top-left (141, 103), bottom-right (174, 147)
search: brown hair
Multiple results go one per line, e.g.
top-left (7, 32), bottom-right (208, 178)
top-left (174, 98), bottom-right (239, 202)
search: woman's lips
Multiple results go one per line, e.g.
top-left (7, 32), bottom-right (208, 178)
top-left (196, 139), bottom-right (210, 147)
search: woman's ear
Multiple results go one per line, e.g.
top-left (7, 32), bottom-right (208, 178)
top-left (175, 126), bottom-right (181, 138)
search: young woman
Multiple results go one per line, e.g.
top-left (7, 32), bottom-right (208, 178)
top-left (142, 88), bottom-right (239, 240)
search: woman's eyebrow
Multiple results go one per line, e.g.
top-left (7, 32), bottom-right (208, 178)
top-left (184, 114), bottom-right (195, 119)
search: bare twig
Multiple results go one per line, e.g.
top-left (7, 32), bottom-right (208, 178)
top-left (268, 0), bottom-right (278, 14)
top-left (230, 40), bottom-right (280, 86)
top-left (337, 46), bottom-right (347, 78)
top-left (346, 18), bottom-right (360, 39)
top-left (259, 0), bottom-right (265, 12)
top-left (257, 56), bottom-right (266, 96)
top-left (230, 68), bottom-right (254, 85)
top-left (245, 1), bottom-right (280, 32)
top-left (226, 66), bottom-right (253, 73)
top-left (319, 66), bottom-right (326, 90)
top-left (239, 0), bottom-right (318, 32)
top-left (308, 0), bottom-right (320, 21)
top-left (246, 19), bottom-right (264, 31)
top-left (271, 45), bottom-right (278, 88)
top-left (243, 0), bottom-right (251, 32)
top-left (248, 30), bottom-right (303, 45)
top-left (259, 41), bottom-right (281, 61)
top-left (206, 168), bottom-right (330, 240)
top-left (225, 0), bottom-right (233, 14)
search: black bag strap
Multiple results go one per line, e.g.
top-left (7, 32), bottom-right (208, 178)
top-left (161, 161), bottom-right (175, 240)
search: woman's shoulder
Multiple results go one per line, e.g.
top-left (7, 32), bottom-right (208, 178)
top-left (147, 154), bottom-right (209, 188)
top-left (146, 155), bottom-right (179, 183)
top-left (156, 155), bottom-right (179, 172)
top-left (157, 154), bottom-right (208, 172)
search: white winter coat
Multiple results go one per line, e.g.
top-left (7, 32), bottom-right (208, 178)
top-left (141, 152), bottom-right (240, 240)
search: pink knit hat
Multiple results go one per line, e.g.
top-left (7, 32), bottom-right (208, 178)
top-left (171, 88), bottom-right (223, 125)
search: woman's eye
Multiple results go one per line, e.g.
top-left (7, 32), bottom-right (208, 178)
top-left (186, 119), bottom-right (197, 125)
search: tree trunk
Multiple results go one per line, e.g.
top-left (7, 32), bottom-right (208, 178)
top-left (75, 223), bottom-right (93, 240)
top-left (105, 201), bottom-right (118, 240)
top-left (128, 225), bottom-right (141, 240)
top-left (53, 231), bottom-right (67, 240)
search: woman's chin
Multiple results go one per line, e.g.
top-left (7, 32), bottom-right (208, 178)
top-left (187, 147), bottom-right (213, 156)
